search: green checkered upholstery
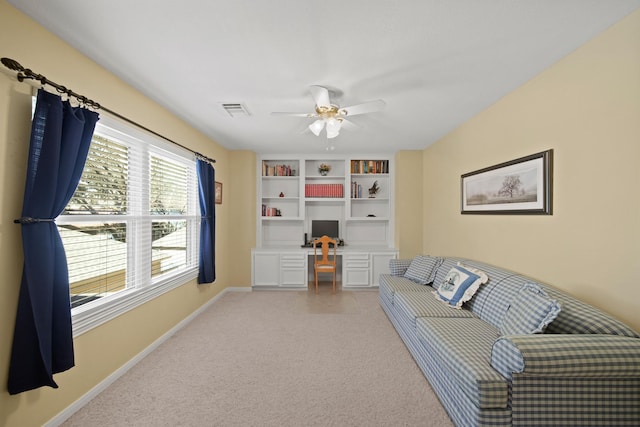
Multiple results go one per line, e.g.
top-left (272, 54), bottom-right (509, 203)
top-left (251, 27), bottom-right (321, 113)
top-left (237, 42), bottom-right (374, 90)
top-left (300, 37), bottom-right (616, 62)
top-left (417, 317), bottom-right (508, 409)
top-left (394, 291), bottom-right (474, 329)
top-left (379, 256), bottom-right (640, 426)
top-left (539, 285), bottom-right (639, 337)
top-left (403, 255), bottom-right (443, 284)
top-left (378, 273), bottom-right (430, 306)
top-left (511, 376), bottom-right (640, 426)
top-left (388, 258), bottom-right (412, 276)
top-left (491, 334), bottom-right (640, 379)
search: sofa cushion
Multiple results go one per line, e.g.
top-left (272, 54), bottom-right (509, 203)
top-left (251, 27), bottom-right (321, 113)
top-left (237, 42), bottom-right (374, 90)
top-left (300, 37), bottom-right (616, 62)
top-left (416, 317), bottom-right (508, 409)
top-left (403, 255), bottom-right (442, 284)
top-left (500, 283), bottom-right (561, 335)
top-left (434, 263), bottom-right (488, 309)
top-left (378, 274), bottom-right (430, 306)
top-left (388, 258), bottom-right (412, 276)
top-left (540, 286), bottom-right (640, 337)
top-left (394, 291), bottom-right (475, 329)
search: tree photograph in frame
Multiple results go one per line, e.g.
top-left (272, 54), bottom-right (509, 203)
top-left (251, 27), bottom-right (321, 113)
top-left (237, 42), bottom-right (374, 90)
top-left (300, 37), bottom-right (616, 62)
top-left (215, 181), bottom-right (222, 204)
top-left (461, 150), bottom-right (553, 214)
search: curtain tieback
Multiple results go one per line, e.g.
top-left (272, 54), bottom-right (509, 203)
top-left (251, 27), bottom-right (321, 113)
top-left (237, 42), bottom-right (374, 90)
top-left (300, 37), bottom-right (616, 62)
top-left (13, 217), bottom-right (55, 224)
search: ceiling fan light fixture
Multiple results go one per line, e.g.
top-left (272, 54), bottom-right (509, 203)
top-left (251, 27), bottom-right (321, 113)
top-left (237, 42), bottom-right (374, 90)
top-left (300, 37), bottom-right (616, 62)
top-left (326, 117), bottom-right (341, 133)
top-left (309, 119), bottom-right (325, 136)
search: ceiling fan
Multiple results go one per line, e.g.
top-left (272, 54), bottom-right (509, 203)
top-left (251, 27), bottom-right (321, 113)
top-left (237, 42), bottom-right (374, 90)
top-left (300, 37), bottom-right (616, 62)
top-left (272, 85), bottom-right (385, 139)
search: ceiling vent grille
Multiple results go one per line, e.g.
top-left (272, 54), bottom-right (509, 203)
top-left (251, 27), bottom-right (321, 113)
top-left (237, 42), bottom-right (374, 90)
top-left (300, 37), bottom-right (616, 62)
top-left (221, 103), bottom-right (251, 118)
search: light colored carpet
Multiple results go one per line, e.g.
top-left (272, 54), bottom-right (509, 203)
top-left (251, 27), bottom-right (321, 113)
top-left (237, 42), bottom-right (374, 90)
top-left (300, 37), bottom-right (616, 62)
top-left (62, 289), bottom-right (453, 426)
top-left (295, 288), bottom-right (361, 314)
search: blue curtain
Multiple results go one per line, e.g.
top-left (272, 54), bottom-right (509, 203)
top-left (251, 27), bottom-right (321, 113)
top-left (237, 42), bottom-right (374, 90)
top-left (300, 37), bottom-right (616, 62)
top-left (196, 159), bottom-right (216, 283)
top-left (8, 90), bottom-right (99, 395)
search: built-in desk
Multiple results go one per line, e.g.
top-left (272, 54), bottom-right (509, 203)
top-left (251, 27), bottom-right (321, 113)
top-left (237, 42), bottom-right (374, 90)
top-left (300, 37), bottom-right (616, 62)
top-left (251, 246), bottom-right (398, 289)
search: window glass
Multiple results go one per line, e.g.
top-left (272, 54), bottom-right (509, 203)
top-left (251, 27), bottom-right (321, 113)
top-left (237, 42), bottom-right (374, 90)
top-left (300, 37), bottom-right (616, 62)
top-left (150, 155), bottom-right (187, 215)
top-left (60, 222), bottom-right (127, 308)
top-left (57, 117), bottom-right (198, 321)
top-left (65, 135), bottom-right (128, 215)
top-left (151, 220), bottom-right (187, 277)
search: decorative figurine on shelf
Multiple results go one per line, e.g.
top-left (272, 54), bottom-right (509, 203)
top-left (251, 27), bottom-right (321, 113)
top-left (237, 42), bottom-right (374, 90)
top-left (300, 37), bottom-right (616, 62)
top-left (279, 192), bottom-right (284, 197)
top-left (368, 180), bottom-right (380, 198)
top-left (318, 163), bottom-right (331, 176)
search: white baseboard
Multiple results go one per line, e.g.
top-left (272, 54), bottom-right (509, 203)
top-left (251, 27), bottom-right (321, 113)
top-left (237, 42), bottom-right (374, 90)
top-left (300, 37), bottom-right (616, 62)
top-left (46, 286), bottom-right (251, 427)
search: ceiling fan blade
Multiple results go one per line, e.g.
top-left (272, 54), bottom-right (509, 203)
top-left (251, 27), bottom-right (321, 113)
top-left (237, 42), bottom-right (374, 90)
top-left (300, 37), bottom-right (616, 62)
top-left (339, 118), bottom-right (359, 131)
top-left (271, 112), bottom-right (317, 118)
top-left (309, 85), bottom-right (331, 109)
top-left (339, 99), bottom-right (386, 116)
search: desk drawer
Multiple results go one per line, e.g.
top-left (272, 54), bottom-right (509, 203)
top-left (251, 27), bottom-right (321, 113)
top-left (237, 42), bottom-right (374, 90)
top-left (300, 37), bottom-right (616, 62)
top-left (281, 253), bottom-right (306, 268)
top-left (281, 253), bottom-right (305, 261)
top-left (344, 253), bottom-right (369, 261)
top-left (345, 261), bottom-right (369, 268)
top-left (344, 252), bottom-right (370, 269)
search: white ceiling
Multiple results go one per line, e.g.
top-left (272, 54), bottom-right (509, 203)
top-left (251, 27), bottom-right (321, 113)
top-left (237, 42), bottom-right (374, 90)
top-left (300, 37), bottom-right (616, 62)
top-left (8, 1), bottom-right (640, 155)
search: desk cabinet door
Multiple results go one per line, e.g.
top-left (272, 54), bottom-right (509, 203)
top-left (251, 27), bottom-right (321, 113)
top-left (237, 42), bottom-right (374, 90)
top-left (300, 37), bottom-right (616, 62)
top-left (343, 252), bottom-right (370, 287)
top-left (253, 252), bottom-right (280, 286)
top-left (371, 252), bottom-right (397, 286)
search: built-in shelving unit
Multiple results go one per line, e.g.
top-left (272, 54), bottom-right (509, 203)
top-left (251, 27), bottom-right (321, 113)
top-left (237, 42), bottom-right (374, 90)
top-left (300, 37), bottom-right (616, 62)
top-left (257, 155), bottom-right (393, 248)
top-left (254, 155), bottom-right (396, 289)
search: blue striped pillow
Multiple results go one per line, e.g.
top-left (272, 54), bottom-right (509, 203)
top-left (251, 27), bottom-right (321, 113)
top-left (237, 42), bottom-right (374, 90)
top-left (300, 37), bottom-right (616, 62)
top-left (500, 283), bottom-right (561, 335)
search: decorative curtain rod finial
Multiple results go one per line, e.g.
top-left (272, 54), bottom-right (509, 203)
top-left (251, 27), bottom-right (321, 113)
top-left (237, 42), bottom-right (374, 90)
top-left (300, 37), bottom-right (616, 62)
top-left (1, 57), bottom-right (25, 72)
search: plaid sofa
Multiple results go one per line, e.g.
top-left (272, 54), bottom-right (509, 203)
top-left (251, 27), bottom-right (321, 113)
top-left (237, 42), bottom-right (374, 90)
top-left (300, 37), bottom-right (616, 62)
top-left (379, 256), bottom-right (640, 426)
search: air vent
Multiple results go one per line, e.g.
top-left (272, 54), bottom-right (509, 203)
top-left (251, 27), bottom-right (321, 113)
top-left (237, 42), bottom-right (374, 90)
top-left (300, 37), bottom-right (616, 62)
top-left (220, 103), bottom-right (251, 118)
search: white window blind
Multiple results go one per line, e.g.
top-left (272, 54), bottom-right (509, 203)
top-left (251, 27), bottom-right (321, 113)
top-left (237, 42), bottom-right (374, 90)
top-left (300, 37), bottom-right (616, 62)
top-left (56, 115), bottom-right (199, 334)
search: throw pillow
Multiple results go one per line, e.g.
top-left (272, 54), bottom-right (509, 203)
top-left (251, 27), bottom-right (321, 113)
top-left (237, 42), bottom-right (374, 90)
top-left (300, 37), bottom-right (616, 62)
top-left (404, 255), bottom-right (442, 285)
top-left (389, 259), bottom-right (412, 276)
top-left (500, 283), bottom-right (561, 335)
top-left (433, 263), bottom-right (488, 309)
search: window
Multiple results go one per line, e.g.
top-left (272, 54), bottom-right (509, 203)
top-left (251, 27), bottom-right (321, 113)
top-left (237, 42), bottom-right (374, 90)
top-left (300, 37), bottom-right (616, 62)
top-left (59, 116), bottom-right (199, 336)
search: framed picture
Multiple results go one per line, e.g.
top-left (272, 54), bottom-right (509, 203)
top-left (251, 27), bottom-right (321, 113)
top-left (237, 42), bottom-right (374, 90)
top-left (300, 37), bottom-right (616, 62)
top-left (215, 181), bottom-right (223, 204)
top-left (461, 150), bottom-right (553, 215)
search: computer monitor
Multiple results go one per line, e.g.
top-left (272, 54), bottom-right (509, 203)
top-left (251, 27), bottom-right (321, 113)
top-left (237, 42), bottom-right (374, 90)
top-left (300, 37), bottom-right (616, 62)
top-left (311, 220), bottom-right (339, 239)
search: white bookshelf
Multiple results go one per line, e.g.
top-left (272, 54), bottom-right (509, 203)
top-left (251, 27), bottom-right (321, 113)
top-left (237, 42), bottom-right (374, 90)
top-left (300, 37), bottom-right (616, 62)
top-left (257, 155), bottom-right (394, 248)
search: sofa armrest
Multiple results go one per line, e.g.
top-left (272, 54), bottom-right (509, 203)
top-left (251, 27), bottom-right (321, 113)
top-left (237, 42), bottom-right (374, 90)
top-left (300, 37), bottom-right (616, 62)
top-left (491, 334), bottom-right (640, 380)
top-left (389, 258), bottom-right (412, 276)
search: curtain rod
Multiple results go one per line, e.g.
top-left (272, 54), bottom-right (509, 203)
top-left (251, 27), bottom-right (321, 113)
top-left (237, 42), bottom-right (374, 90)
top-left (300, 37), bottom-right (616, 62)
top-left (1, 57), bottom-right (215, 164)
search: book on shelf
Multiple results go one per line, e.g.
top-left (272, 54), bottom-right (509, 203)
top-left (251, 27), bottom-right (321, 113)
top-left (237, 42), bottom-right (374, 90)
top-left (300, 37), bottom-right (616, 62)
top-left (262, 162), bottom-right (295, 177)
top-left (350, 160), bottom-right (389, 174)
top-left (261, 204), bottom-right (282, 217)
top-left (304, 183), bottom-right (344, 198)
top-left (351, 181), bottom-right (363, 198)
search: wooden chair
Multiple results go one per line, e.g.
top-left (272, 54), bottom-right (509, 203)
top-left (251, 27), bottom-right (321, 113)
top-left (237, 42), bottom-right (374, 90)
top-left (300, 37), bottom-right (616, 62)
top-left (312, 235), bottom-right (337, 294)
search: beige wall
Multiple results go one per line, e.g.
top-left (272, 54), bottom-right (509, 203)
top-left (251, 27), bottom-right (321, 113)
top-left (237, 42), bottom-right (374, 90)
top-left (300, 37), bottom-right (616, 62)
top-left (394, 151), bottom-right (424, 258)
top-left (0, 2), bottom-right (245, 426)
top-left (228, 150), bottom-right (257, 286)
top-left (422, 10), bottom-right (640, 332)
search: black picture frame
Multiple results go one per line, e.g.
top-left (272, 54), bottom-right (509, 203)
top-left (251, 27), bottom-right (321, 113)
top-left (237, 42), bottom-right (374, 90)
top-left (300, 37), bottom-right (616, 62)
top-left (461, 150), bottom-right (553, 215)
